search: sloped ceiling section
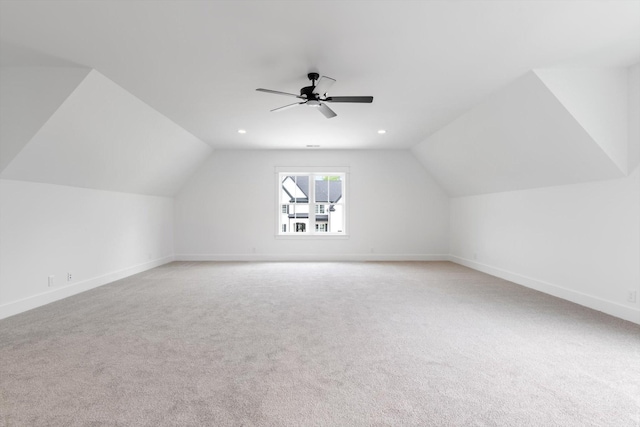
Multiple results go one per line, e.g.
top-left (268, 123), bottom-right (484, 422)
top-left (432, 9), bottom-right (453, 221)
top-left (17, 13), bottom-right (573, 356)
top-left (534, 68), bottom-right (629, 174)
top-left (0, 66), bottom-right (91, 172)
top-left (412, 69), bottom-right (628, 197)
top-left (1, 69), bottom-right (212, 197)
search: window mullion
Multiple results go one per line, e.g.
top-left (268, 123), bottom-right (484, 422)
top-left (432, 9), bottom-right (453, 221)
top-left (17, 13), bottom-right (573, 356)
top-left (309, 173), bottom-right (316, 235)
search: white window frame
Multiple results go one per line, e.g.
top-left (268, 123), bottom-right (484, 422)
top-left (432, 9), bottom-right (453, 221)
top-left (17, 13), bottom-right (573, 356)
top-left (276, 166), bottom-right (349, 239)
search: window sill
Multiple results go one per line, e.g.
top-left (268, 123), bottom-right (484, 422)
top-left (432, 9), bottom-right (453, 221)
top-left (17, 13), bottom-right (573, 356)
top-left (275, 234), bottom-right (350, 240)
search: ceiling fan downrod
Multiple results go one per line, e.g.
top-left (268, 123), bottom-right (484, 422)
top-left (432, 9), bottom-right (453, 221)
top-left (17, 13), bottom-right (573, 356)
top-left (308, 72), bottom-right (320, 86)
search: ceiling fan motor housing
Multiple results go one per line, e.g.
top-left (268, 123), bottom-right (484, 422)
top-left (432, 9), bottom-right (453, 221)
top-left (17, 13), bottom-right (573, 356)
top-left (300, 85), bottom-right (318, 99)
top-left (301, 72), bottom-right (321, 99)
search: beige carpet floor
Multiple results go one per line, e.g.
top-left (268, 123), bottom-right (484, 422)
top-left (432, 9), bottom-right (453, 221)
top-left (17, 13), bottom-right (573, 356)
top-left (1, 261), bottom-right (639, 426)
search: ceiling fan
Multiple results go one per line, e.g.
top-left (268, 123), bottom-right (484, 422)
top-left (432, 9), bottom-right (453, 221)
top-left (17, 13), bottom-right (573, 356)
top-left (256, 72), bottom-right (373, 119)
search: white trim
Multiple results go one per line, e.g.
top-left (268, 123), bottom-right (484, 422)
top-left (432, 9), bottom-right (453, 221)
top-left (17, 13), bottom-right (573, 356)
top-left (175, 253), bottom-right (450, 262)
top-left (0, 255), bottom-right (175, 320)
top-left (449, 255), bottom-right (640, 325)
top-left (275, 234), bottom-right (350, 240)
top-left (275, 166), bottom-right (350, 174)
top-left (7, 254), bottom-right (632, 326)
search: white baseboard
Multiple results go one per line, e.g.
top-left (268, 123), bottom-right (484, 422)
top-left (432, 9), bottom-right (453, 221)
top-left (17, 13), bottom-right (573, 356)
top-left (175, 253), bottom-right (450, 262)
top-left (0, 255), bottom-right (175, 320)
top-left (449, 255), bottom-right (640, 325)
top-left (8, 254), bottom-right (633, 325)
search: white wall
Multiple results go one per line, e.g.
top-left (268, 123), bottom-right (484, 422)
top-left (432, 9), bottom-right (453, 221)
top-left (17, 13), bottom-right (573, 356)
top-left (174, 150), bottom-right (450, 260)
top-left (447, 63), bottom-right (640, 324)
top-left (629, 63), bottom-right (640, 172)
top-left (0, 179), bottom-right (175, 319)
top-left (449, 167), bottom-right (640, 324)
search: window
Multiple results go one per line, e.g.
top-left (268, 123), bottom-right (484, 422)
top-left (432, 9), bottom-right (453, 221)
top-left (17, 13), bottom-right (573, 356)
top-left (278, 171), bottom-right (346, 236)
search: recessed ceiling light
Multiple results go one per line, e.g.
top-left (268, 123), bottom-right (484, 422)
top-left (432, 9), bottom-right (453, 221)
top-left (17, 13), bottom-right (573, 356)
top-left (238, 129), bottom-right (247, 134)
top-left (377, 129), bottom-right (386, 134)
top-left (306, 144), bottom-right (320, 148)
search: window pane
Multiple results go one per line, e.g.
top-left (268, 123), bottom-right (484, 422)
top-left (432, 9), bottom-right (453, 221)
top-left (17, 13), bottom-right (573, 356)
top-left (327, 176), bottom-right (343, 203)
top-left (314, 175), bottom-right (327, 206)
top-left (282, 175), bottom-right (309, 203)
top-left (327, 204), bottom-right (344, 233)
top-left (284, 203), bottom-right (309, 233)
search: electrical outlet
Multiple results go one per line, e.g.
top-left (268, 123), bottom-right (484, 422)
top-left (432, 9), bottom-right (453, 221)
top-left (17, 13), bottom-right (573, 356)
top-left (48, 275), bottom-right (54, 287)
top-left (67, 273), bottom-right (73, 282)
top-left (628, 290), bottom-right (637, 303)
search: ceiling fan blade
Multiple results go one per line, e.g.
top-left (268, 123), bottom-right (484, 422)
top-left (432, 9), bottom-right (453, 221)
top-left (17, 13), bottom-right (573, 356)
top-left (325, 96), bottom-right (373, 103)
top-left (271, 102), bottom-right (305, 112)
top-left (317, 103), bottom-right (337, 119)
top-left (256, 88), bottom-right (303, 98)
top-left (313, 76), bottom-right (336, 96)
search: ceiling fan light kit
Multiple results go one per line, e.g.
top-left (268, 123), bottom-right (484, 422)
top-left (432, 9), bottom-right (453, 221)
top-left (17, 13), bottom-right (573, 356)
top-left (256, 72), bottom-right (373, 119)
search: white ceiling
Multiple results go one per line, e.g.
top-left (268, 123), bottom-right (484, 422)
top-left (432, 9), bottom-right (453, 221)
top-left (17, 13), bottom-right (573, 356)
top-left (1, 1), bottom-right (639, 151)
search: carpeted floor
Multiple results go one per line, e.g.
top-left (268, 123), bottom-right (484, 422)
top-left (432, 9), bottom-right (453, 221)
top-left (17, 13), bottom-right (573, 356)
top-left (1, 261), bottom-right (639, 426)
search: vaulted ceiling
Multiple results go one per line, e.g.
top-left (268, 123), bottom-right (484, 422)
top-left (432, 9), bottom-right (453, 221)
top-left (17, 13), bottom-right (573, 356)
top-left (1, 69), bottom-right (211, 196)
top-left (1, 1), bottom-right (639, 197)
top-left (412, 67), bottom-right (637, 196)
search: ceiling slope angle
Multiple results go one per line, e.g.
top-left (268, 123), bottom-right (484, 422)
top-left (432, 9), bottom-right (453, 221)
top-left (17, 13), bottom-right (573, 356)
top-left (411, 71), bottom-right (626, 197)
top-left (534, 67), bottom-right (632, 175)
top-left (0, 66), bottom-right (91, 172)
top-left (0, 69), bottom-right (213, 197)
